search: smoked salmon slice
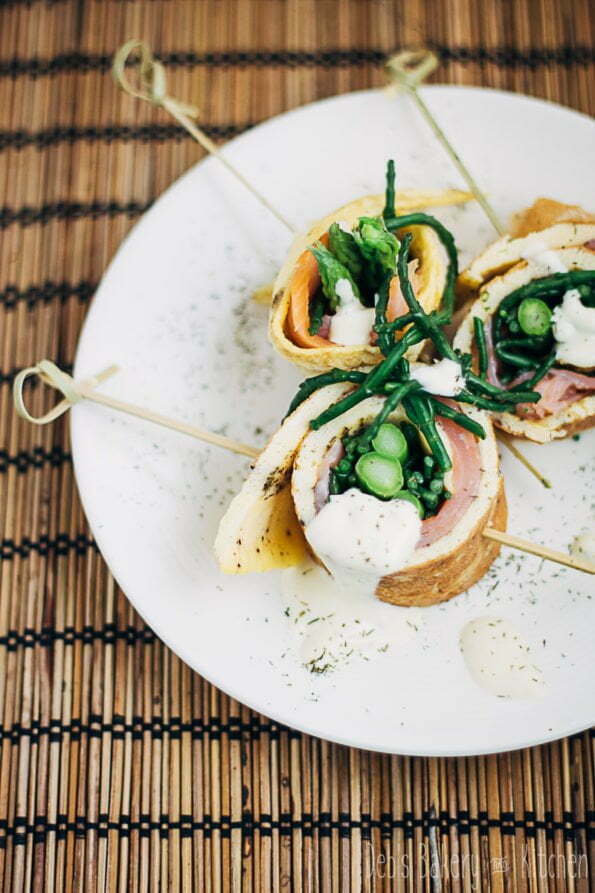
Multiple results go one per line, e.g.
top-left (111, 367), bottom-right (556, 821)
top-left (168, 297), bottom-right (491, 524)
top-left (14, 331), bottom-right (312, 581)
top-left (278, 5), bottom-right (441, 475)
top-left (284, 245), bottom-right (419, 349)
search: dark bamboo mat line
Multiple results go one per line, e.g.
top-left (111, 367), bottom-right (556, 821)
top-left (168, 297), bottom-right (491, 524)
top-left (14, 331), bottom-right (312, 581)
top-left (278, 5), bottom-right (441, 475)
top-left (0, 626), bottom-right (155, 651)
top-left (0, 809), bottom-right (590, 840)
top-left (0, 365), bottom-right (73, 385)
top-left (0, 121), bottom-right (254, 151)
top-left (0, 280), bottom-right (95, 308)
top-left (0, 716), bottom-right (295, 737)
top-left (0, 707), bottom-right (591, 747)
top-left (0, 534), bottom-right (98, 559)
top-left (0, 199), bottom-right (153, 228)
top-left (1, 45), bottom-right (594, 78)
top-left (1, 0), bottom-right (67, 7)
top-left (0, 445), bottom-right (72, 472)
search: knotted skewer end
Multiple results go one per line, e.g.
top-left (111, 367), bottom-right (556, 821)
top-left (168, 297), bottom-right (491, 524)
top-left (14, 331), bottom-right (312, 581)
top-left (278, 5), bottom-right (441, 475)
top-left (386, 48), bottom-right (439, 91)
top-left (112, 39), bottom-right (199, 118)
top-left (13, 360), bottom-right (118, 425)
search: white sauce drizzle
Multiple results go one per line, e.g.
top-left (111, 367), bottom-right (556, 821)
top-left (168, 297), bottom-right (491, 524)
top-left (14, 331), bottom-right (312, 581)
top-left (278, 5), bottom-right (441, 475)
top-left (304, 489), bottom-right (421, 598)
top-left (520, 238), bottom-right (595, 368)
top-left (552, 290), bottom-right (595, 368)
top-left (460, 617), bottom-right (546, 699)
top-left (329, 278), bottom-right (375, 346)
top-left (410, 358), bottom-right (465, 396)
top-left (570, 527), bottom-right (595, 564)
top-left (520, 236), bottom-right (568, 274)
top-left (281, 559), bottom-right (424, 674)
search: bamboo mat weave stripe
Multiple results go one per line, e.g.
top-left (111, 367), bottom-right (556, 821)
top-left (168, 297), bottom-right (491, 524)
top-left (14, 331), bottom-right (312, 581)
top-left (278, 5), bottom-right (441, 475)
top-left (0, 0), bottom-right (593, 889)
top-left (0, 200), bottom-right (154, 228)
top-left (1, 44), bottom-right (594, 77)
top-left (0, 123), bottom-right (254, 150)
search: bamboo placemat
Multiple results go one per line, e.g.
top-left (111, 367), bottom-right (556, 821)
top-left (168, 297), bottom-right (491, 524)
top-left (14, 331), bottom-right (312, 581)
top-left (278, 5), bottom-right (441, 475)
top-left (0, 0), bottom-right (593, 889)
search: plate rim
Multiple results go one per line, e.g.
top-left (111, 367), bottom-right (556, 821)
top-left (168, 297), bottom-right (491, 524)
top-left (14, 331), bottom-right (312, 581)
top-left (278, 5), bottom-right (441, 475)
top-left (72, 83), bottom-right (595, 756)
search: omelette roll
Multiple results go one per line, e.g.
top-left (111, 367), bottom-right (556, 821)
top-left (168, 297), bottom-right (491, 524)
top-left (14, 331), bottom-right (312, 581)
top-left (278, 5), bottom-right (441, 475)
top-left (215, 382), bottom-right (506, 607)
top-left (454, 200), bottom-right (595, 443)
top-left (269, 188), bottom-right (470, 373)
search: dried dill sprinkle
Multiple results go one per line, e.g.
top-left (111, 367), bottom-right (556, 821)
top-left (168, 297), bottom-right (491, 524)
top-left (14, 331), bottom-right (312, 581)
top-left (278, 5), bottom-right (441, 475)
top-left (304, 649), bottom-right (335, 674)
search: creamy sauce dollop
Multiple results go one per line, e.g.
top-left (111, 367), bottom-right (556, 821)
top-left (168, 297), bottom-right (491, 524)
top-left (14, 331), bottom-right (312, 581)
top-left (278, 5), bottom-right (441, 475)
top-left (520, 237), bottom-right (568, 275)
top-left (521, 239), bottom-right (595, 368)
top-left (459, 617), bottom-right (546, 699)
top-left (329, 278), bottom-right (375, 346)
top-left (304, 488), bottom-right (422, 598)
top-left (552, 290), bottom-right (595, 368)
top-left (281, 559), bottom-right (424, 673)
top-left (410, 358), bottom-right (465, 396)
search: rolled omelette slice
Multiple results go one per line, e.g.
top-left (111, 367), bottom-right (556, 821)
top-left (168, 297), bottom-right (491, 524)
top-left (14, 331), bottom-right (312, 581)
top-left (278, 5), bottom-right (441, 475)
top-left (268, 189), bottom-right (470, 373)
top-left (458, 198), bottom-right (595, 297)
top-left (455, 200), bottom-right (595, 443)
top-left (214, 382), bottom-right (506, 607)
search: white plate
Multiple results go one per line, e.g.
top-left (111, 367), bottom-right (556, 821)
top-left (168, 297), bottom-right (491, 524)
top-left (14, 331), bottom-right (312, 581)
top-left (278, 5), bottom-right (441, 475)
top-left (72, 86), bottom-right (595, 756)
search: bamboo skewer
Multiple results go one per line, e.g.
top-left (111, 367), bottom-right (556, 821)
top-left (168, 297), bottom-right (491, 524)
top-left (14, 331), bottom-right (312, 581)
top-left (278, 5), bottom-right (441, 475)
top-left (496, 430), bottom-right (552, 489)
top-left (81, 386), bottom-right (261, 459)
top-left (112, 39), bottom-right (552, 495)
top-left (12, 361), bottom-right (260, 460)
top-left (12, 361), bottom-right (594, 575)
top-left (386, 50), bottom-right (506, 236)
top-left (112, 41), bottom-right (296, 235)
top-left (482, 528), bottom-right (594, 574)
top-left (111, 40), bottom-right (553, 493)
top-left (386, 48), bottom-right (554, 489)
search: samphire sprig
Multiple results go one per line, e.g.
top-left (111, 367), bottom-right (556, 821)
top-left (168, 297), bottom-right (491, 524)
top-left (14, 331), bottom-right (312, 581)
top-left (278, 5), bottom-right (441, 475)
top-left (476, 271), bottom-right (595, 386)
top-left (286, 161), bottom-right (543, 475)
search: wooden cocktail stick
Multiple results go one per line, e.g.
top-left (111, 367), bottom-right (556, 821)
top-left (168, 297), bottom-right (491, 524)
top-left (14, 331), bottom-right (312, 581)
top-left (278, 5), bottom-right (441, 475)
top-left (13, 361), bottom-right (593, 575)
top-left (496, 430), bottom-right (551, 489)
top-left (386, 48), bottom-right (554, 488)
top-left (112, 40), bottom-right (297, 234)
top-left (482, 529), bottom-right (594, 575)
top-left (386, 49), bottom-right (505, 235)
top-left (13, 361), bottom-right (260, 459)
top-left (112, 40), bottom-right (549, 488)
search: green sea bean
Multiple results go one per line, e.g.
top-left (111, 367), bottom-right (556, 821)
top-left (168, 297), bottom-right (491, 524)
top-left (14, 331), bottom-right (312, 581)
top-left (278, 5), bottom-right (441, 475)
top-left (383, 159), bottom-right (396, 220)
top-left (358, 380), bottom-right (420, 447)
top-left (494, 344), bottom-right (540, 369)
top-left (510, 349), bottom-right (557, 390)
top-left (374, 272), bottom-right (395, 355)
top-left (310, 327), bottom-right (423, 429)
top-left (493, 270), bottom-right (595, 341)
top-left (473, 316), bottom-right (488, 377)
top-left (403, 393), bottom-right (452, 472)
top-left (285, 369), bottom-right (366, 416)
top-left (385, 211), bottom-right (459, 319)
top-left (428, 398), bottom-right (486, 439)
top-left (396, 235), bottom-right (458, 360)
top-left (456, 389), bottom-right (537, 412)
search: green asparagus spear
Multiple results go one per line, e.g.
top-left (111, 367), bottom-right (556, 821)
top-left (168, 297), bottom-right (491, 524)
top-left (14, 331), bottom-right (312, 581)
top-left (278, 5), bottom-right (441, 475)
top-left (328, 223), bottom-right (365, 285)
top-left (354, 216), bottom-right (400, 291)
top-left (309, 242), bottom-right (361, 310)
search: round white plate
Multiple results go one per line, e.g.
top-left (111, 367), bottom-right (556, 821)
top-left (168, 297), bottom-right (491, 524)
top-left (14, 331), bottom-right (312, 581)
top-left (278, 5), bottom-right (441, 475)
top-left (72, 86), bottom-right (595, 756)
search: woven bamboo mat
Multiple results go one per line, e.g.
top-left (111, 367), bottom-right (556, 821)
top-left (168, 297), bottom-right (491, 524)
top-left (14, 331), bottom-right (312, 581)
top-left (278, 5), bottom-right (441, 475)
top-left (0, 0), bottom-right (593, 889)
